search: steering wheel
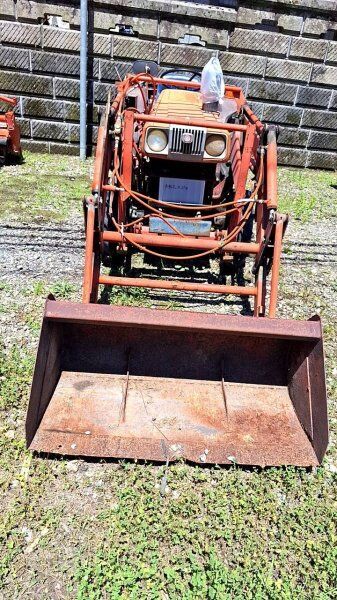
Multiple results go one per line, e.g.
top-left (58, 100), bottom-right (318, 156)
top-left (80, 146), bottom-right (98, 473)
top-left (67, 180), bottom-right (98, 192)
top-left (161, 69), bottom-right (201, 83)
top-left (157, 70), bottom-right (201, 96)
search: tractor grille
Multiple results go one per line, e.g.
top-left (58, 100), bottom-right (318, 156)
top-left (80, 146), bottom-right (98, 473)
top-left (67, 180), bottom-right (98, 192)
top-left (169, 125), bottom-right (206, 157)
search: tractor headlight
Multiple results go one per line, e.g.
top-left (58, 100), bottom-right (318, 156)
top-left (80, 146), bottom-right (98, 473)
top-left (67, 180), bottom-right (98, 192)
top-left (205, 134), bottom-right (226, 157)
top-left (147, 129), bottom-right (168, 152)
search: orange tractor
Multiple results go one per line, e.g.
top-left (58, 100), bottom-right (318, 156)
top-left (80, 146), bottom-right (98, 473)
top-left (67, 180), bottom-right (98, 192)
top-left (0, 95), bottom-right (22, 166)
top-left (26, 65), bottom-right (328, 466)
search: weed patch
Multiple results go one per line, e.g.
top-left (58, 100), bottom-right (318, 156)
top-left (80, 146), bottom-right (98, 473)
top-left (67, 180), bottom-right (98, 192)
top-left (278, 168), bottom-right (337, 222)
top-left (102, 285), bottom-right (151, 307)
top-left (1, 159), bottom-right (337, 598)
top-left (0, 152), bottom-right (91, 222)
top-left (71, 465), bottom-right (337, 599)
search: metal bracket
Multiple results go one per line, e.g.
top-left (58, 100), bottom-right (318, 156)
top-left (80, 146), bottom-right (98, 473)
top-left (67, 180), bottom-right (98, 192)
top-left (252, 215), bottom-right (274, 275)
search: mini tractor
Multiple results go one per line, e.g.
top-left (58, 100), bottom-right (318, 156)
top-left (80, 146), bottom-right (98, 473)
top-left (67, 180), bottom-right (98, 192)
top-left (26, 62), bottom-right (328, 466)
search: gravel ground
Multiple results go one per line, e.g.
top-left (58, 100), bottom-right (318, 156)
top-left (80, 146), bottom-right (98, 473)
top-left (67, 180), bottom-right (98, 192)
top-left (1, 214), bottom-right (336, 337)
top-left (1, 200), bottom-right (336, 457)
top-left (0, 222), bottom-right (84, 348)
top-left (0, 156), bottom-right (336, 599)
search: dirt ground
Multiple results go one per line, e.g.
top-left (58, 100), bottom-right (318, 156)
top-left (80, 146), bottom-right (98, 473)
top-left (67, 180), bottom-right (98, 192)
top-left (0, 153), bottom-right (336, 599)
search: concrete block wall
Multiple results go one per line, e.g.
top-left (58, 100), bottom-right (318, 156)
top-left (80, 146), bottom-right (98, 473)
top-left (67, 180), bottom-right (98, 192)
top-left (0, 0), bottom-right (336, 168)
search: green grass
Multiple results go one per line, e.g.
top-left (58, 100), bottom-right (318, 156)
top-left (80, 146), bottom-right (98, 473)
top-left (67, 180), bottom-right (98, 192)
top-left (16, 280), bottom-right (79, 333)
top-left (0, 151), bottom-right (91, 222)
top-left (24, 279), bottom-right (78, 301)
top-left (1, 292), bottom-right (336, 598)
top-left (0, 346), bottom-right (33, 414)
top-left (71, 465), bottom-right (337, 599)
top-left (1, 160), bottom-right (337, 598)
top-left (0, 337), bottom-right (336, 599)
top-left (50, 281), bottom-right (78, 300)
top-left (103, 285), bottom-right (151, 307)
top-left (278, 167), bottom-right (337, 221)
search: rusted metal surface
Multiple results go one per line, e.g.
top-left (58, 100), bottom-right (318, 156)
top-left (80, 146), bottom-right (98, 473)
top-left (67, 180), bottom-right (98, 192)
top-left (26, 300), bottom-right (328, 465)
top-left (136, 112), bottom-right (247, 133)
top-left (91, 93), bottom-right (109, 195)
top-left (230, 131), bottom-right (242, 192)
top-left (0, 95), bottom-right (17, 106)
top-left (243, 103), bottom-right (264, 133)
top-left (91, 124), bottom-right (105, 194)
top-left (234, 123), bottom-right (257, 203)
top-left (102, 231), bottom-right (260, 254)
top-left (82, 201), bottom-right (95, 303)
top-left (98, 274), bottom-right (257, 296)
top-left (266, 127), bottom-right (278, 210)
top-left (229, 122), bottom-right (257, 232)
top-left (42, 299), bottom-right (323, 340)
top-left (120, 110), bottom-right (134, 213)
top-left (269, 215), bottom-right (286, 318)
top-left (29, 372), bottom-right (318, 466)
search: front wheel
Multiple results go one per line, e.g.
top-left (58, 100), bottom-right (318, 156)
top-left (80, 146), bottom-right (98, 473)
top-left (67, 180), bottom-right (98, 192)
top-left (0, 143), bottom-right (7, 167)
top-left (232, 210), bottom-right (254, 286)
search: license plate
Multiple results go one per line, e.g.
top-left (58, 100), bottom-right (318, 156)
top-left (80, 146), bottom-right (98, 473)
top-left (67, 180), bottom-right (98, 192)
top-left (159, 177), bottom-right (205, 205)
top-left (149, 217), bottom-right (211, 236)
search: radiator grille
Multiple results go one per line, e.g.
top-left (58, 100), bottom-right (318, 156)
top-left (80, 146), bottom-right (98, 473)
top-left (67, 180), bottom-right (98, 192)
top-left (169, 125), bottom-right (206, 156)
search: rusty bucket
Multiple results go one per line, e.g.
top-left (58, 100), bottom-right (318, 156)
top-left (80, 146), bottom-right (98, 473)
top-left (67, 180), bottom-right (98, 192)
top-left (26, 298), bottom-right (328, 466)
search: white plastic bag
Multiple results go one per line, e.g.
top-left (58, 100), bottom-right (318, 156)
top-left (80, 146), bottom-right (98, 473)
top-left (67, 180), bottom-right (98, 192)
top-left (200, 57), bottom-right (224, 104)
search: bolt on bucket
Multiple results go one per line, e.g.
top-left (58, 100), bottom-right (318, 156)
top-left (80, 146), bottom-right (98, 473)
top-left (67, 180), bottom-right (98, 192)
top-left (26, 299), bottom-right (328, 466)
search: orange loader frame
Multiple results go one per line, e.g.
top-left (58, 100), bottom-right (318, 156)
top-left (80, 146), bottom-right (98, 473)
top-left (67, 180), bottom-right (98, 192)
top-left (82, 74), bottom-right (286, 318)
top-left (25, 73), bottom-right (329, 467)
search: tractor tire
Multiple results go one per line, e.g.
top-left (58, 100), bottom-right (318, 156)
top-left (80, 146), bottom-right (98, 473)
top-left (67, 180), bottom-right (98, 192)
top-left (0, 145), bottom-right (7, 167)
top-left (103, 244), bottom-right (131, 274)
top-left (232, 210), bottom-right (254, 286)
top-left (14, 151), bottom-right (24, 165)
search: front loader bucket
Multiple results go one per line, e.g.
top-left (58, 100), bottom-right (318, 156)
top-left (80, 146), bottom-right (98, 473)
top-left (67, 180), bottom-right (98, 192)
top-left (26, 299), bottom-right (328, 466)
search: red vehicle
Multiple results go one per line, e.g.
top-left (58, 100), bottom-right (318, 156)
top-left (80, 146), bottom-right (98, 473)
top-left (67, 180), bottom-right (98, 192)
top-left (26, 66), bottom-right (328, 467)
top-left (0, 95), bottom-right (23, 166)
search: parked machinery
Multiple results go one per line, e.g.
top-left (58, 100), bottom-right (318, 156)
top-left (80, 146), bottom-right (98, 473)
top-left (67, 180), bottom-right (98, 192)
top-left (26, 65), bottom-right (328, 466)
top-left (0, 95), bottom-right (22, 166)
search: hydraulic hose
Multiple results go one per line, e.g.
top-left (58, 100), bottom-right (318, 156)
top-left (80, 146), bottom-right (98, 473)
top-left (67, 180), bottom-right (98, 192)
top-left (106, 77), bottom-right (265, 260)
